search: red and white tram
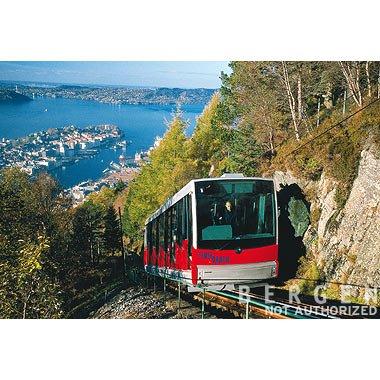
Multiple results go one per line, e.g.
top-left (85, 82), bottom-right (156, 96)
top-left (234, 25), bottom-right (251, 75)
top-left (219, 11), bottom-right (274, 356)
top-left (143, 174), bottom-right (278, 290)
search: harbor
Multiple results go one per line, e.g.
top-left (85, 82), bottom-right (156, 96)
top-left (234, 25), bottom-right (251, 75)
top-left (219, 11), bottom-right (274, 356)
top-left (0, 124), bottom-right (127, 176)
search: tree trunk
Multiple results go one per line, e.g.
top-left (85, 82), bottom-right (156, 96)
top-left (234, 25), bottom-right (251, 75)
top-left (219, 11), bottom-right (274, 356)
top-left (356, 64), bottom-right (363, 105)
top-left (269, 130), bottom-right (274, 155)
top-left (89, 237), bottom-right (94, 265)
top-left (22, 290), bottom-right (32, 319)
top-left (297, 71), bottom-right (302, 121)
top-left (323, 82), bottom-right (333, 109)
top-left (343, 89), bottom-right (347, 115)
top-left (365, 61), bottom-right (372, 97)
top-left (23, 301), bottom-right (27, 319)
top-left (281, 62), bottom-right (300, 141)
top-left (316, 97), bottom-right (321, 128)
top-left (208, 164), bottom-right (215, 177)
top-left (339, 61), bottom-right (363, 107)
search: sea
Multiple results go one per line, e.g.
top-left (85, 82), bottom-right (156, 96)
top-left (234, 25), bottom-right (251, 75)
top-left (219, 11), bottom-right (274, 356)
top-left (0, 97), bottom-right (205, 188)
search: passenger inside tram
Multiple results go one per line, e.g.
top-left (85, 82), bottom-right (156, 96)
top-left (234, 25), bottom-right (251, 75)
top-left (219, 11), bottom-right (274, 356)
top-left (196, 180), bottom-right (275, 246)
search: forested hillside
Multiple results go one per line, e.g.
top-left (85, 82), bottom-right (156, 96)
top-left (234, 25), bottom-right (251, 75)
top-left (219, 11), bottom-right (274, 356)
top-left (1, 61), bottom-right (380, 317)
top-left (0, 89), bottom-right (31, 103)
top-left (122, 61), bottom-right (380, 252)
top-left (0, 170), bottom-right (125, 318)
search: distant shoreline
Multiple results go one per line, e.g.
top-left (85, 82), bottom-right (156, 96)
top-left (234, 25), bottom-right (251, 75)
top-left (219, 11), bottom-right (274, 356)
top-left (0, 82), bottom-right (215, 106)
top-left (0, 89), bottom-right (32, 103)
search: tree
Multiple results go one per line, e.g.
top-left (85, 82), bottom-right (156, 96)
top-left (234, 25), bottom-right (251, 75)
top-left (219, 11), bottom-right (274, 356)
top-left (104, 206), bottom-right (121, 255)
top-left (226, 123), bottom-right (262, 176)
top-left (123, 113), bottom-right (190, 249)
top-left (187, 92), bottom-right (226, 176)
top-left (114, 180), bottom-right (126, 193)
top-left (71, 201), bottom-right (104, 266)
top-left (0, 167), bottom-right (127, 317)
top-left (86, 186), bottom-right (116, 211)
top-left (339, 61), bottom-right (363, 107)
top-left (0, 232), bottom-right (62, 319)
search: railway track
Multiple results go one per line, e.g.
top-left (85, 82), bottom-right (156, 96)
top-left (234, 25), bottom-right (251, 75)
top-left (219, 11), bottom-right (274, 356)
top-left (205, 288), bottom-right (379, 319)
top-left (139, 271), bottom-right (377, 319)
top-left (197, 289), bottom-right (333, 319)
top-left (162, 282), bottom-right (336, 319)
top-left (217, 289), bottom-right (337, 319)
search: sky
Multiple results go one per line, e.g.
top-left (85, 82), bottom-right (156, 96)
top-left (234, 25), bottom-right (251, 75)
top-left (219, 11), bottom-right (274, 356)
top-left (0, 61), bottom-right (230, 88)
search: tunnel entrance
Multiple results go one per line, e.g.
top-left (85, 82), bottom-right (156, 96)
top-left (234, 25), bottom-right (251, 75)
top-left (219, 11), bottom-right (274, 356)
top-left (277, 183), bottom-right (310, 283)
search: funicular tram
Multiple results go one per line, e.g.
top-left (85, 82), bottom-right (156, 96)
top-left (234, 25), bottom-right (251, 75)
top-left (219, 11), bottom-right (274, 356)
top-left (143, 174), bottom-right (278, 291)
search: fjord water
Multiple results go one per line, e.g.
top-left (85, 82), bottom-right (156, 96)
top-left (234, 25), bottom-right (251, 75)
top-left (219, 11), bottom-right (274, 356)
top-left (0, 97), bottom-right (204, 187)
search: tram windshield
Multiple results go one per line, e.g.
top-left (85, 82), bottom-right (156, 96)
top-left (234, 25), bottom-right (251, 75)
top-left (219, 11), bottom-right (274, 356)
top-left (195, 180), bottom-right (276, 249)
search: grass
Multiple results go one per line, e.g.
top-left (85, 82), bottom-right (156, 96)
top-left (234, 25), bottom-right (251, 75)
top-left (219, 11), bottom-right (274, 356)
top-left (295, 255), bottom-right (323, 296)
top-left (266, 98), bottom-right (380, 208)
top-left (310, 206), bottom-right (322, 228)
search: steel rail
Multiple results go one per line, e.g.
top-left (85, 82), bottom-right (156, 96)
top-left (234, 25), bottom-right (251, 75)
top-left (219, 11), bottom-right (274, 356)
top-left (226, 290), bottom-right (338, 319)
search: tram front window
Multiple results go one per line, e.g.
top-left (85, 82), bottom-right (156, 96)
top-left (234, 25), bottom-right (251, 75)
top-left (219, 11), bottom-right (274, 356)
top-left (195, 180), bottom-right (276, 249)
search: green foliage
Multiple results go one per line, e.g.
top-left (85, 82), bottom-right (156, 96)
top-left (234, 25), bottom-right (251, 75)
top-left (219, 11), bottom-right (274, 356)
top-left (0, 167), bottom-right (125, 318)
top-left (122, 93), bottom-right (266, 249)
top-left (225, 124), bottom-right (262, 176)
top-left (186, 93), bottom-right (226, 177)
top-left (104, 206), bottom-right (121, 255)
top-left (323, 284), bottom-right (341, 301)
top-left (86, 186), bottom-right (117, 211)
top-left (123, 114), bottom-right (191, 249)
top-left (0, 169), bottom-right (69, 317)
top-left (71, 200), bottom-right (104, 265)
top-left (0, 233), bottom-right (62, 318)
top-left (297, 155), bottom-right (323, 180)
top-left (114, 180), bottom-right (127, 193)
top-left (327, 133), bottom-right (360, 184)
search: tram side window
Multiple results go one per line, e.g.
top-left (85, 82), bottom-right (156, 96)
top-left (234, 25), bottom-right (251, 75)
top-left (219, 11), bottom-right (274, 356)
top-left (166, 208), bottom-right (172, 262)
top-left (170, 205), bottom-right (177, 262)
top-left (164, 210), bottom-right (169, 253)
top-left (182, 197), bottom-right (188, 241)
top-left (159, 214), bottom-right (165, 252)
top-left (186, 194), bottom-right (192, 258)
top-left (176, 198), bottom-right (184, 245)
top-left (147, 222), bottom-right (152, 258)
top-left (264, 193), bottom-right (274, 235)
top-left (155, 218), bottom-right (159, 259)
top-left (151, 219), bottom-right (156, 258)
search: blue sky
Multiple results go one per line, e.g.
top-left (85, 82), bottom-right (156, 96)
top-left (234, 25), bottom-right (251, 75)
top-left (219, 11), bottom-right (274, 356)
top-left (0, 61), bottom-right (230, 88)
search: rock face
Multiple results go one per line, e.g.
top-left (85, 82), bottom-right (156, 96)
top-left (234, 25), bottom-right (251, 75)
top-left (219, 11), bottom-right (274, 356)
top-left (273, 146), bottom-right (380, 294)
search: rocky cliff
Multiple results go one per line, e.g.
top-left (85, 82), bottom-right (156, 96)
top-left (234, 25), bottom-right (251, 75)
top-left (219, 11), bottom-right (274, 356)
top-left (273, 144), bottom-right (380, 300)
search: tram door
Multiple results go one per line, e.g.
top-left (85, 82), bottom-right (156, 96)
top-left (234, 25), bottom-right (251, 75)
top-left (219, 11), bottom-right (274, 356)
top-left (173, 195), bottom-right (192, 270)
